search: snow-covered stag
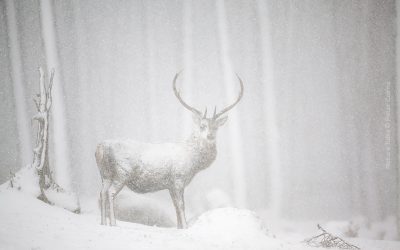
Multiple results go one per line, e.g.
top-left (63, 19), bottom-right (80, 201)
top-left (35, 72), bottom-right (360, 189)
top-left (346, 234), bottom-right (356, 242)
top-left (96, 72), bottom-right (244, 228)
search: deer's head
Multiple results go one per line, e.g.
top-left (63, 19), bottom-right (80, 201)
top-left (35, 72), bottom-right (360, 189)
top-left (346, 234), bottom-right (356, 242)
top-left (173, 72), bottom-right (244, 142)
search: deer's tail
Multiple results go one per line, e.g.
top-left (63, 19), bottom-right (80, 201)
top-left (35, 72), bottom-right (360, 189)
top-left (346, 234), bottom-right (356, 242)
top-left (95, 143), bottom-right (113, 180)
top-left (95, 144), bottom-right (105, 168)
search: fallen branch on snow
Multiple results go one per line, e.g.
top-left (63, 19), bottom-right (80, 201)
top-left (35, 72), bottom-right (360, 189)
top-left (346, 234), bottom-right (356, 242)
top-left (303, 224), bottom-right (360, 249)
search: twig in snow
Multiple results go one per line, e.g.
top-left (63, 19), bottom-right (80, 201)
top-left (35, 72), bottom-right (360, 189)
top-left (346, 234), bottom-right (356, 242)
top-left (303, 224), bottom-right (360, 249)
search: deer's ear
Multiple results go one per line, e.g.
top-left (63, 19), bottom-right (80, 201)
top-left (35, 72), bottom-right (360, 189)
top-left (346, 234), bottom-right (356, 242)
top-left (192, 114), bottom-right (201, 124)
top-left (216, 116), bottom-right (228, 127)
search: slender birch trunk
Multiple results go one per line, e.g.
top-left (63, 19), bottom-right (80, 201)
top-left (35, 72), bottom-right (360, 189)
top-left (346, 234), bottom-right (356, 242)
top-left (395, 0), bottom-right (400, 239)
top-left (182, 0), bottom-right (195, 137)
top-left (215, 0), bottom-right (247, 207)
top-left (4, 0), bottom-right (32, 168)
top-left (144, 2), bottom-right (158, 141)
top-left (255, 0), bottom-right (282, 218)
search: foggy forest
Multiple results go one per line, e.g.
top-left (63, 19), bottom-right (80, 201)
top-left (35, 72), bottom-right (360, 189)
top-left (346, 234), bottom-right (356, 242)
top-left (0, 0), bottom-right (399, 249)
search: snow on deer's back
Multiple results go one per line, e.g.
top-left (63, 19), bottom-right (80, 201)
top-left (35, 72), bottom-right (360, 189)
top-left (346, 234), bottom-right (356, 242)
top-left (97, 139), bottom-right (188, 193)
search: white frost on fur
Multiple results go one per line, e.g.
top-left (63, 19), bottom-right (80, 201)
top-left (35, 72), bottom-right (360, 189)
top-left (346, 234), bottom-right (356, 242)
top-left (106, 140), bottom-right (188, 167)
top-left (97, 131), bottom-right (218, 227)
top-left (102, 138), bottom-right (206, 173)
top-left (140, 142), bottom-right (188, 166)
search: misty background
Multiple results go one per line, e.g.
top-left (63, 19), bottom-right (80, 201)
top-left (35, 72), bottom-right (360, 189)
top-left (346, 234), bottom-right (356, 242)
top-left (0, 0), bottom-right (398, 223)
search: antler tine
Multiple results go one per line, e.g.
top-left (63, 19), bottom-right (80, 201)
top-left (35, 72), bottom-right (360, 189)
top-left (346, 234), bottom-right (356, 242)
top-left (214, 74), bottom-right (244, 119)
top-left (203, 107), bottom-right (207, 118)
top-left (213, 106), bottom-right (217, 119)
top-left (173, 72), bottom-right (202, 117)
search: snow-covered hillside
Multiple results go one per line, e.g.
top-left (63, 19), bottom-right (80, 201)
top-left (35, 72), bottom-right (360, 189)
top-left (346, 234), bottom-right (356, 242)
top-left (0, 189), bottom-right (399, 250)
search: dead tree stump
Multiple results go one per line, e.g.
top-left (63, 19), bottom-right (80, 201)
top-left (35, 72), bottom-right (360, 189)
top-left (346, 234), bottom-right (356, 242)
top-left (31, 67), bottom-right (55, 203)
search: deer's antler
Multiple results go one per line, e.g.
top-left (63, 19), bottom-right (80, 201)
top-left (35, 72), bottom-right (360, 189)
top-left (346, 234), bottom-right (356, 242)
top-left (173, 72), bottom-right (202, 117)
top-left (213, 74), bottom-right (244, 119)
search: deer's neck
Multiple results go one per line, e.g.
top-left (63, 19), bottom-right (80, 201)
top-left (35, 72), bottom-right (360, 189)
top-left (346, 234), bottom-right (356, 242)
top-left (185, 133), bottom-right (217, 172)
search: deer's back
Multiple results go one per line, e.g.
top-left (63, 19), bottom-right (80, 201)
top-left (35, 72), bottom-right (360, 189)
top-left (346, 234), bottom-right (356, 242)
top-left (96, 139), bottom-right (188, 192)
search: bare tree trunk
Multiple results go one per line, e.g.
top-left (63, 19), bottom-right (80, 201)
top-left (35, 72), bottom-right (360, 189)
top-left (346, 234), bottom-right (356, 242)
top-left (4, 0), bottom-right (32, 168)
top-left (255, 0), bottom-right (282, 219)
top-left (39, 0), bottom-right (71, 189)
top-left (182, 0), bottom-right (195, 137)
top-left (395, 0), bottom-right (400, 239)
top-left (215, 0), bottom-right (247, 208)
top-left (32, 68), bottom-right (55, 203)
top-left (15, 68), bottom-right (80, 213)
top-left (143, 2), bottom-right (158, 141)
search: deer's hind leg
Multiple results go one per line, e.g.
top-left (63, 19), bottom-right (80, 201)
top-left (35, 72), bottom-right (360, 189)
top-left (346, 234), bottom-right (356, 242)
top-left (108, 180), bottom-right (125, 226)
top-left (100, 179), bottom-right (112, 225)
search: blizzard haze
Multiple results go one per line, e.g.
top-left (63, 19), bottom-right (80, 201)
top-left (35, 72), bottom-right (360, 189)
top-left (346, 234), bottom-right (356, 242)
top-left (0, 0), bottom-right (398, 238)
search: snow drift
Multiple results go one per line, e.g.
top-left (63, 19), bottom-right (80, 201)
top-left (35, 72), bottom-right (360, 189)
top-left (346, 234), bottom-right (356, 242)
top-left (190, 208), bottom-right (267, 241)
top-left (1, 165), bottom-right (80, 213)
top-left (0, 188), bottom-right (399, 250)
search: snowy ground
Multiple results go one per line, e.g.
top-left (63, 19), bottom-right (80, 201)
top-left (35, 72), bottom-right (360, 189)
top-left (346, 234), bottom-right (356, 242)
top-left (0, 190), bottom-right (399, 250)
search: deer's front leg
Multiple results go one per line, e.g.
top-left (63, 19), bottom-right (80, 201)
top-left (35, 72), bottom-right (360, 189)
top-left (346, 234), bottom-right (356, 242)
top-left (170, 185), bottom-right (187, 229)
